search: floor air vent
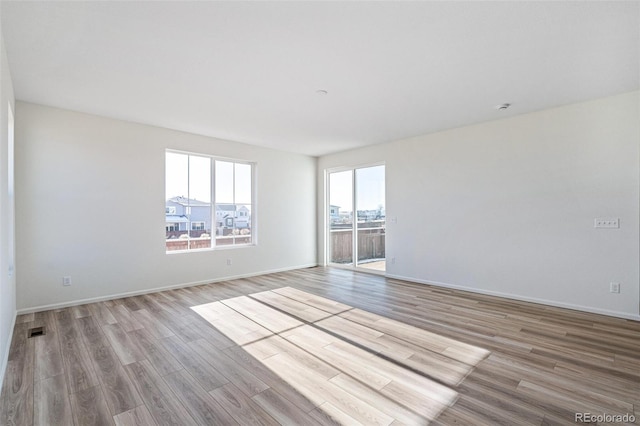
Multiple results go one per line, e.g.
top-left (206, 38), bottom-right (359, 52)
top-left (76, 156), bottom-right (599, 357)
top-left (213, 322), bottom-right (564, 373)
top-left (28, 326), bottom-right (46, 338)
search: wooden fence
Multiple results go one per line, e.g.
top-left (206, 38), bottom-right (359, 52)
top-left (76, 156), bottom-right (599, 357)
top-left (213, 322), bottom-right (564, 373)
top-left (330, 228), bottom-right (385, 264)
top-left (166, 235), bottom-right (251, 251)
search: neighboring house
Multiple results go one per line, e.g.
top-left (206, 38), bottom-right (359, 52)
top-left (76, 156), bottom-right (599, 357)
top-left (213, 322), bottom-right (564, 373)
top-left (357, 208), bottom-right (385, 222)
top-left (216, 204), bottom-right (250, 229)
top-left (332, 205), bottom-right (385, 224)
top-left (330, 205), bottom-right (340, 223)
top-left (339, 211), bottom-right (352, 222)
top-left (165, 196), bottom-right (212, 234)
top-left (165, 214), bottom-right (189, 232)
top-left (166, 196), bottom-right (251, 236)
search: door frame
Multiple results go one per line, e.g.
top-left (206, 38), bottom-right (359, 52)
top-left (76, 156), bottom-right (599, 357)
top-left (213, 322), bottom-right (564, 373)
top-left (325, 161), bottom-right (385, 274)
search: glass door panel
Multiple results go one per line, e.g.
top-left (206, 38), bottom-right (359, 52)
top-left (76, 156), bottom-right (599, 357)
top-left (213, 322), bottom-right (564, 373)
top-left (355, 166), bottom-right (385, 271)
top-left (328, 170), bottom-right (353, 266)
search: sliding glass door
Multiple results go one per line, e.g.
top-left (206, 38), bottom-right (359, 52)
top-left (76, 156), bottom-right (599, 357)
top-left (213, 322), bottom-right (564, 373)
top-left (355, 165), bottom-right (386, 271)
top-left (328, 164), bottom-right (385, 272)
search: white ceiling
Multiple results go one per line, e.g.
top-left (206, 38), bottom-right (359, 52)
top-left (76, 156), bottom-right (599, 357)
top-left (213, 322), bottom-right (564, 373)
top-left (1, 1), bottom-right (638, 157)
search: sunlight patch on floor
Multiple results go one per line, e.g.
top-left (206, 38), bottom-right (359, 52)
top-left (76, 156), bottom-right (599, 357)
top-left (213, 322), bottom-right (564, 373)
top-left (192, 287), bottom-right (490, 424)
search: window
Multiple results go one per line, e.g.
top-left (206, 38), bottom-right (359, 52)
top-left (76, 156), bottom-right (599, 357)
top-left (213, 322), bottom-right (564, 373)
top-left (165, 151), bottom-right (254, 252)
top-left (215, 160), bottom-right (253, 246)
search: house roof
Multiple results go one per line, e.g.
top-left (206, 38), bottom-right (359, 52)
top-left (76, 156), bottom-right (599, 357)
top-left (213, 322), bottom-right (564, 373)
top-left (167, 196), bottom-right (210, 207)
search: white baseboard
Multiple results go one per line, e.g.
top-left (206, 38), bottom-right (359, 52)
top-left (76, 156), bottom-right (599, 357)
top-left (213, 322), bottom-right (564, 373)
top-left (0, 312), bottom-right (17, 390)
top-left (386, 273), bottom-right (640, 322)
top-left (17, 263), bottom-right (318, 315)
top-left (17, 265), bottom-right (638, 322)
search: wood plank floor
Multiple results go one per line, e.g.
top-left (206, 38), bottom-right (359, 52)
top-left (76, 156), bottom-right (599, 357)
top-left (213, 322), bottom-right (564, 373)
top-left (1, 267), bottom-right (639, 425)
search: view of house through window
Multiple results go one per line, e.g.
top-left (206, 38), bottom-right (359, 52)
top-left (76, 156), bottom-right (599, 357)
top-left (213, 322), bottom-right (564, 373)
top-left (165, 151), bottom-right (254, 252)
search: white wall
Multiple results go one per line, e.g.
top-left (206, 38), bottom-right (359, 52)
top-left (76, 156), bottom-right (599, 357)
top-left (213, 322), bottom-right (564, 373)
top-left (0, 27), bottom-right (16, 385)
top-left (318, 92), bottom-right (640, 320)
top-left (15, 102), bottom-right (317, 312)
top-left (13, 92), bottom-right (640, 321)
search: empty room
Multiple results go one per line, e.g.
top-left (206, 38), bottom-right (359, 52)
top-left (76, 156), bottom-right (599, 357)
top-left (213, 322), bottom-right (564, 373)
top-left (0, 1), bottom-right (638, 425)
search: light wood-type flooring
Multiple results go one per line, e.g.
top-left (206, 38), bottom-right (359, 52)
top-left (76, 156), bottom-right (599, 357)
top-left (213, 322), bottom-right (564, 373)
top-left (1, 267), bottom-right (639, 425)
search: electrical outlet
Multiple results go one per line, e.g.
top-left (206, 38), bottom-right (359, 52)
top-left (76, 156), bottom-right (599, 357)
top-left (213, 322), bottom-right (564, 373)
top-left (63, 276), bottom-right (72, 286)
top-left (594, 218), bottom-right (619, 228)
top-left (226, 259), bottom-right (232, 266)
top-left (610, 282), bottom-right (620, 293)
top-left (390, 257), bottom-right (396, 265)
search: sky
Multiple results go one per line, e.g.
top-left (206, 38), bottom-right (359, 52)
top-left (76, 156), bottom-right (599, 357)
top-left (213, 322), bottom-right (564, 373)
top-left (330, 165), bottom-right (385, 212)
top-left (167, 152), bottom-right (384, 212)
top-left (165, 152), bottom-right (251, 204)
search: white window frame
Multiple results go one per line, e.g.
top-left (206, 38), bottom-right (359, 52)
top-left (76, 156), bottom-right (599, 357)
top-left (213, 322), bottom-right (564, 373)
top-left (166, 149), bottom-right (256, 253)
